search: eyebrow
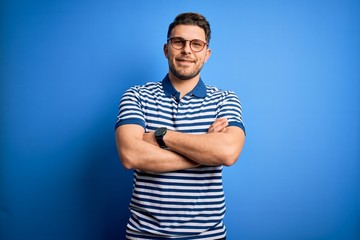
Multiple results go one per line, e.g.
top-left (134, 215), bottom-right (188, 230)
top-left (170, 36), bottom-right (206, 41)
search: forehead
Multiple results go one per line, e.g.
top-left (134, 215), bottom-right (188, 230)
top-left (170, 24), bottom-right (206, 41)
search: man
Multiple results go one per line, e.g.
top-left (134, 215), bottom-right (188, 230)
top-left (115, 12), bottom-right (245, 240)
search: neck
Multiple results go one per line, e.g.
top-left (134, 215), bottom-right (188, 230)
top-left (168, 72), bottom-right (200, 98)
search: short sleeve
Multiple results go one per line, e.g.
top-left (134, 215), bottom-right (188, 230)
top-left (217, 91), bottom-right (246, 134)
top-left (115, 87), bottom-right (146, 130)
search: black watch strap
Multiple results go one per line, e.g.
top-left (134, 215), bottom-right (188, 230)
top-left (155, 127), bottom-right (167, 148)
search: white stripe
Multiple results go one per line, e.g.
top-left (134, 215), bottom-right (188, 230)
top-left (131, 198), bottom-right (225, 210)
top-left (142, 171), bottom-right (222, 178)
top-left (136, 175), bottom-right (222, 184)
top-left (133, 192), bottom-right (224, 202)
top-left (135, 181), bottom-right (223, 191)
top-left (132, 211), bottom-right (225, 222)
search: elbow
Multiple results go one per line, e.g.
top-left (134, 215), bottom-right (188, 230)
top-left (121, 158), bottom-right (134, 170)
top-left (221, 136), bottom-right (245, 166)
top-left (220, 146), bottom-right (242, 167)
top-left (221, 154), bottom-right (238, 167)
top-left (118, 149), bottom-right (137, 170)
top-left (115, 126), bottom-right (143, 170)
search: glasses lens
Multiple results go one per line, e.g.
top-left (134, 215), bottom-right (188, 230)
top-left (171, 38), bottom-right (184, 50)
top-left (190, 40), bottom-right (205, 51)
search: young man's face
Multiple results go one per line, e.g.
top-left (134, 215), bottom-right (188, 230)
top-left (164, 24), bottom-right (211, 81)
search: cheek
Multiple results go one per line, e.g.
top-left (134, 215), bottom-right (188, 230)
top-left (198, 55), bottom-right (207, 64)
top-left (166, 50), bottom-right (176, 60)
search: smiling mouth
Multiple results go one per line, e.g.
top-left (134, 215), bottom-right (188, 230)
top-left (177, 58), bottom-right (195, 64)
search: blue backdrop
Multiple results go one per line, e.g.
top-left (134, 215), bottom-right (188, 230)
top-left (1, 0), bottom-right (359, 239)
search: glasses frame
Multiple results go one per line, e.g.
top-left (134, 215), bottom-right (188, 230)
top-left (167, 37), bottom-right (208, 52)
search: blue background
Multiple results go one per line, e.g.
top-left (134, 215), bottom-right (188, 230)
top-left (1, 0), bottom-right (359, 239)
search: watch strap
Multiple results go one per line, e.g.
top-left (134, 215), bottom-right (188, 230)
top-left (155, 127), bottom-right (167, 149)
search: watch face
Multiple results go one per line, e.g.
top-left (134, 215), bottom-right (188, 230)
top-left (155, 127), bottom-right (167, 137)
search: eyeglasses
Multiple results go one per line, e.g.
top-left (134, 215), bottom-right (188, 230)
top-left (167, 37), bottom-right (208, 52)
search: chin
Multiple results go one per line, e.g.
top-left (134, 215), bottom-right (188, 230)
top-left (172, 70), bottom-right (200, 81)
top-left (176, 73), bottom-right (198, 81)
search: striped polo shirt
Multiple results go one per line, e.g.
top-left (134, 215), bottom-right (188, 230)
top-left (115, 74), bottom-right (245, 240)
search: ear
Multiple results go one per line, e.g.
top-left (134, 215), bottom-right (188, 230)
top-left (204, 48), bottom-right (211, 63)
top-left (163, 43), bottom-right (169, 59)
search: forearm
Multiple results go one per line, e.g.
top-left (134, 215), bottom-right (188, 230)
top-left (122, 143), bottom-right (198, 172)
top-left (163, 127), bottom-right (245, 166)
top-left (115, 126), bottom-right (199, 172)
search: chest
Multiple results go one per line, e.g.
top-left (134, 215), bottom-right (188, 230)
top-left (142, 95), bottom-right (221, 133)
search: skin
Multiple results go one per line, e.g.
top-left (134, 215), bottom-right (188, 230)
top-left (115, 24), bottom-right (245, 172)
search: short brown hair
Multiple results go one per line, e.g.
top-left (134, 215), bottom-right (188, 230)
top-left (167, 12), bottom-right (211, 44)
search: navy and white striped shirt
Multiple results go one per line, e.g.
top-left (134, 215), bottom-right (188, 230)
top-left (116, 74), bottom-right (245, 240)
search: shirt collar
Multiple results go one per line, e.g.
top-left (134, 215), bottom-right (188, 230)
top-left (162, 74), bottom-right (207, 98)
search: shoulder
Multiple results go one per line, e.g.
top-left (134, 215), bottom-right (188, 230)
top-left (127, 81), bottom-right (162, 92)
top-left (205, 84), bottom-right (239, 99)
top-left (123, 81), bottom-right (163, 97)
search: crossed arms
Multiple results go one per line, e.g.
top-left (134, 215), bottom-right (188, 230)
top-left (115, 118), bottom-right (245, 173)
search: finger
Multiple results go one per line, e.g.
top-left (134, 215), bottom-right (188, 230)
top-left (215, 118), bottom-right (227, 124)
top-left (215, 119), bottom-right (228, 130)
top-left (219, 118), bottom-right (229, 127)
top-left (208, 118), bottom-right (228, 133)
top-left (221, 127), bottom-right (227, 133)
top-left (208, 122), bottom-right (228, 133)
top-left (208, 125), bottom-right (215, 133)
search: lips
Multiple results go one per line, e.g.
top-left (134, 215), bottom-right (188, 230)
top-left (176, 58), bottom-right (195, 64)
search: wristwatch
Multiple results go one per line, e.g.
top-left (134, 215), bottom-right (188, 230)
top-left (155, 127), bottom-right (167, 149)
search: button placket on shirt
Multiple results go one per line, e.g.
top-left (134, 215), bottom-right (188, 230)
top-left (171, 94), bottom-right (191, 130)
top-left (170, 94), bottom-right (179, 129)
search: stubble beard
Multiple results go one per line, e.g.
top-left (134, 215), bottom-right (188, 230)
top-left (169, 62), bottom-right (204, 81)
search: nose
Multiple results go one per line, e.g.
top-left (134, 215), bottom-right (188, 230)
top-left (181, 40), bottom-right (192, 54)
